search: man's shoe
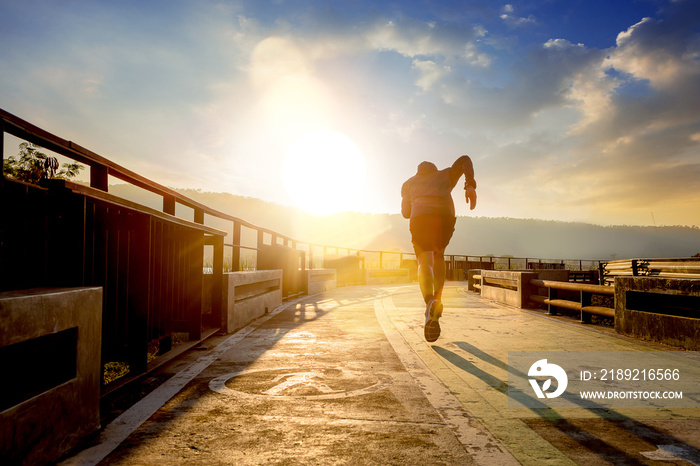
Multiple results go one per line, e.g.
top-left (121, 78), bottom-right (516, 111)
top-left (424, 299), bottom-right (443, 342)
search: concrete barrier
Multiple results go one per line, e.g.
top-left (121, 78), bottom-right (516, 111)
top-left (307, 269), bottom-right (337, 295)
top-left (0, 287), bottom-right (102, 465)
top-left (479, 270), bottom-right (537, 308)
top-left (615, 277), bottom-right (700, 350)
top-left (531, 269), bottom-right (570, 303)
top-left (222, 270), bottom-right (283, 332)
top-left (324, 255), bottom-right (362, 286)
top-left (365, 268), bottom-right (411, 285)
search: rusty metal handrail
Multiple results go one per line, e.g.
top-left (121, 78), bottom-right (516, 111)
top-left (601, 258), bottom-right (700, 285)
top-left (529, 279), bottom-right (614, 295)
top-left (529, 278), bottom-right (615, 322)
top-left (529, 295), bottom-right (614, 318)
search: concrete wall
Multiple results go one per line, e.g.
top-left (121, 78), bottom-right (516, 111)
top-left (469, 269), bottom-right (568, 295)
top-left (535, 270), bottom-right (570, 282)
top-left (615, 277), bottom-right (700, 350)
top-left (307, 269), bottom-right (337, 295)
top-left (222, 270), bottom-right (283, 333)
top-left (531, 270), bottom-right (571, 301)
top-left (479, 270), bottom-right (538, 308)
top-left (0, 287), bottom-right (102, 464)
top-left (365, 268), bottom-right (411, 285)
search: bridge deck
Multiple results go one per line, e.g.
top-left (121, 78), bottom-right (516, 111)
top-left (63, 284), bottom-right (700, 465)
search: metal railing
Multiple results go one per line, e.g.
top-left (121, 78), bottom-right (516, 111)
top-left (529, 279), bottom-right (615, 323)
top-left (602, 258), bottom-right (700, 285)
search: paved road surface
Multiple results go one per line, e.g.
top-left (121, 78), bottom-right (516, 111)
top-left (63, 283), bottom-right (700, 465)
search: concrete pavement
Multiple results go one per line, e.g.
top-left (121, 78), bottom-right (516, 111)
top-left (63, 283), bottom-right (700, 465)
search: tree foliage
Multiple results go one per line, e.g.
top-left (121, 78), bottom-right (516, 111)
top-left (3, 142), bottom-right (84, 184)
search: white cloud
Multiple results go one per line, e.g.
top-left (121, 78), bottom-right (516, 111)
top-left (412, 59), bottom-right (451, 91)
top-left (464, 42), bottom-right (492, 67)
top-left (500, 4), bottom-right (536, 27)
top-left (365, 17), bottom-right (491, 64)
top-left (518, 1), bottom-right (700, 224)
top-left (249, 36), bottom-right (312, 88)
top-left (609, 19), bottom-right (697, 89)
top-left (544, 38), bottom-right (584, 50)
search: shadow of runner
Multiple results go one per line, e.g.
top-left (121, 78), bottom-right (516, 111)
top-left (432, 346), bottom-right (509, 395)
top-left (453, 340), bottom-right (509, 371)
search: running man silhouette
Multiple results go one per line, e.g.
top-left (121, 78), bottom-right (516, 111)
top-left (401, 156), bottom-right (477, 342)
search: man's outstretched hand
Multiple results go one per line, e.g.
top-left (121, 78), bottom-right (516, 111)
top-left (465, 186), bottom-right (477, 210)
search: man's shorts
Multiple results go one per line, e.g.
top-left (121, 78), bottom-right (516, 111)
top-left (409, 214), bottom-right (456, 254)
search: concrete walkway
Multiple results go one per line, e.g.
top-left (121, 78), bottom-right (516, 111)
top-left (63, 283), bottom-right (700, 465)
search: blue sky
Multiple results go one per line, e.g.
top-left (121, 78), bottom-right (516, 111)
top-left (1, 0), bottom-right (699, 226)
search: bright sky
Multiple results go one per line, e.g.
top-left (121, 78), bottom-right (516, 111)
top-left (1, 0), bottom-right (699, 225)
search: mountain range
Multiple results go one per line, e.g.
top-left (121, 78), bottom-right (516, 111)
top-left (108, 184), bottom-right (700, 261)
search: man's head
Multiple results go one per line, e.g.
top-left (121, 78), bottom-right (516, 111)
top-left (417, 161), bottom-right (437, 175)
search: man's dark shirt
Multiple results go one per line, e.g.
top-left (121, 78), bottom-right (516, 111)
top-left (401, 156), bottom-right (475, 220)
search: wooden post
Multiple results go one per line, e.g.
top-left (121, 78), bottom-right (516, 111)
top-left (163, 195), bottom-right (176, 215)
top-left (308, 244), bottom-right (314, 270)
top-left (206, 234), bottom-right (224, 329)
top-left (546, 286), bottom-right (558, 315)
top-left (187, 231), bottom-right (204, 341)
top-left (299, 250), bottom-right (307, 295)
top-left (1, 120), bottom-right (4, 179)
top-left (232, 221), bottom-right (241, 272)
top-left (257, 229), bottom-right (264, 249)
top-left (90, 164), bottom-right (108, 191)
top-left (194, 208), bottom-right (204, 224)
top-left (580, 290), bottom-right (592, 324)
top-left (126, 213), bottom-right (151, 375)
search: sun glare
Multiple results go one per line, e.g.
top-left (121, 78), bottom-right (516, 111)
top-left (283, 131), bottom-right (367, 215)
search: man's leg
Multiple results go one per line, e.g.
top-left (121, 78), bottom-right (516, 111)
top-left (417, 247), bottom-right (444, 343)
top-left (415, 249), bottom-right (435, 304)
top-left (410, 215), bottom-right (445, 342)
top-left (433, 248), bottom-right (446, 303)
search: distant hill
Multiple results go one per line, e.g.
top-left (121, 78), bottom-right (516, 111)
top-left (108, 184), bottom-right (700, 261)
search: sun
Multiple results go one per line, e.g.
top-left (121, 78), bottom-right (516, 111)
top-left (283, 131), bottom-right (367, 215)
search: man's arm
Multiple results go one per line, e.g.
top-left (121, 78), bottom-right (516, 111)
top-left (450, 155), bottom-right (476, 188)
top-left (450, 155), bottom-right (477, 210)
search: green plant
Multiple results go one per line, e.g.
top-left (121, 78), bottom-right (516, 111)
top-left (3, 142), bottom-right (84, 184)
